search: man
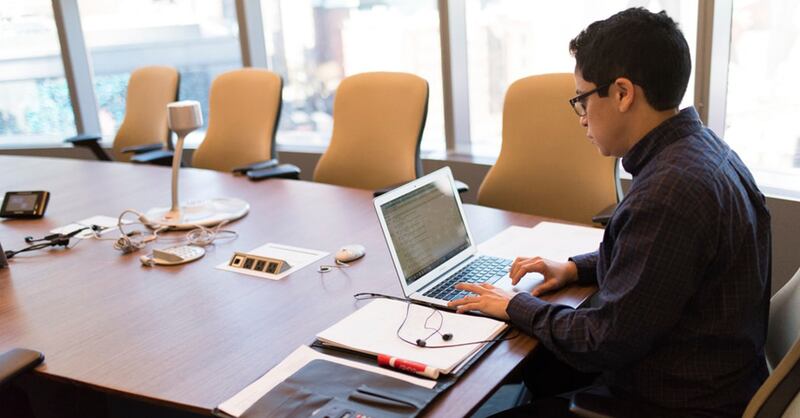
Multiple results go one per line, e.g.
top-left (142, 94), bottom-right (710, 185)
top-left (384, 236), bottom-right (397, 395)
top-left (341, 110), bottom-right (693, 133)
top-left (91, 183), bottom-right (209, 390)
top-left (450, 8), bottom-right (771, 417)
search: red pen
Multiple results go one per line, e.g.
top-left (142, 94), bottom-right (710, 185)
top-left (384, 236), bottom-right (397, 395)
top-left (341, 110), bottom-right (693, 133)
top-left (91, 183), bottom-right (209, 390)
top-left (377, 354), bottom-right (440, 379)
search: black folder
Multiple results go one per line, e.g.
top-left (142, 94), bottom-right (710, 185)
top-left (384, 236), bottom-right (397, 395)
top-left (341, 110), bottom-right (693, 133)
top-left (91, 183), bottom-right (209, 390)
top-left (241, 359), bottom-right (434, 418)
top-left (238, 332), bottom-right (506, 418)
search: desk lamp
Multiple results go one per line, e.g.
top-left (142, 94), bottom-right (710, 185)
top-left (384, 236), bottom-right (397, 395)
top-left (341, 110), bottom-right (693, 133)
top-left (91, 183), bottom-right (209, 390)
top-left (145, 101), bottom-right (249, 229)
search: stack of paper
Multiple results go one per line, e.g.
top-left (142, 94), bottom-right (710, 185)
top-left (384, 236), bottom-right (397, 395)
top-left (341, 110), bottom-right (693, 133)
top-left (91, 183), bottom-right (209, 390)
top-left (478, 221), bottom-right (604, 261)
top-left (316, 298), bottom-right (507, 375)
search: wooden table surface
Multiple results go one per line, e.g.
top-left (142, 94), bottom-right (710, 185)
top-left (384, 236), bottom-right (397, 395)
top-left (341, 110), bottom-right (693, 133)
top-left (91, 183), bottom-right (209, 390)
top-left (0, 156), bottom-right (595, 417)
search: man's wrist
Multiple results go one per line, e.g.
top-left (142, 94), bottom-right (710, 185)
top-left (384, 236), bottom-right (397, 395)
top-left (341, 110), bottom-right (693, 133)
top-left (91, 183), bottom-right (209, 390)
top-left (566, 261), bottom-right (579, 284)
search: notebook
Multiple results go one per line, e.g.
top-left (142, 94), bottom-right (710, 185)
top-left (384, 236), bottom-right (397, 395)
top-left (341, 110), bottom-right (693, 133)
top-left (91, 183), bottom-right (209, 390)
top-left (373, 167), bottom-right (538, 308)
top-left (315, 298), bottom-right (507, 376)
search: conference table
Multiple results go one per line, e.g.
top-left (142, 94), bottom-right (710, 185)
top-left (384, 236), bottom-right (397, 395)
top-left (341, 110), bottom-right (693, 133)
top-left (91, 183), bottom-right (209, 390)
top-left (0, 156), bottom-right (596, 417)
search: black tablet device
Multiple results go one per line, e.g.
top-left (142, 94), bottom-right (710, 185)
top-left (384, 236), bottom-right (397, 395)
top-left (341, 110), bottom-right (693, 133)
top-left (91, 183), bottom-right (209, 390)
top-left (1, 191), bottom-right (50, 219)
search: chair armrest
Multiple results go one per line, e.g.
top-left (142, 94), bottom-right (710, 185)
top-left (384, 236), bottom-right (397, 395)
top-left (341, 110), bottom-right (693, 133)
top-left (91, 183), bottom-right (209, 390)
top-left (592, 203), bottom-right (617, 226)
top-left (373, 178), bottom-right (471, 197)
top-left (64, 134), bottom-right (111, 161)
top-left (247, 164), bottom-right (301, 181)
top-left (454, 179), bottom-right (469, 195)
top-left (130, 149), bottom-right (176, 167)
top-left (0, 349), bottom-right (44, 387)
top-left (120, 143), bottom-right (164, 155)
top-left (64, 133), bottom-right (102, 145)
top-left (232, 159), bottom-right (279, 176)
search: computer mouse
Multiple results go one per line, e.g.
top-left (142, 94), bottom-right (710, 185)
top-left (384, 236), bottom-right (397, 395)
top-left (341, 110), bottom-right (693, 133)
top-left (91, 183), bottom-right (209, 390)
top-left (335, 244), bottom-right (366, 263)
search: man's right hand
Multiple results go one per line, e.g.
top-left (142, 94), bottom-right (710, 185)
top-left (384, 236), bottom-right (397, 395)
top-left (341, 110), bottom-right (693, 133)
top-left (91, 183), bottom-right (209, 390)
top-left (510, 257), bottom-right (579, 297)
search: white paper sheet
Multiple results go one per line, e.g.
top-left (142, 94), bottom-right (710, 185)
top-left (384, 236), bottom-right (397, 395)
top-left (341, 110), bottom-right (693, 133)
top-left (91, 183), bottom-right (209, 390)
top-left (215, 345), bottom-right (435, 418)
top-left (478, 222), bottom-right (604, 262)
top-left (316, 299), bottom-right (506, 375)
top-left (215, 243), bottom-right (328, 280)
top-left (50, 215), bottom-right (125, 238)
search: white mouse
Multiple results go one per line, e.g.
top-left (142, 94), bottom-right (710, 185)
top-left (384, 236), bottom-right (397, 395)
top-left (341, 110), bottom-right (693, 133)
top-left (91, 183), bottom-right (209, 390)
top-left (335, 244), bottom-right (366, 263)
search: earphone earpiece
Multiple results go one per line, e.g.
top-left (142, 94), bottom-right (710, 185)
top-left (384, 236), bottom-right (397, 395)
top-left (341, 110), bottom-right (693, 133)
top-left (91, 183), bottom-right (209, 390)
top-left (24, 236), bottom-right (34, 243)
top-left (416, 339), bottom-right (427, 347)
top-left (442, 333), bottom-right (453, 341)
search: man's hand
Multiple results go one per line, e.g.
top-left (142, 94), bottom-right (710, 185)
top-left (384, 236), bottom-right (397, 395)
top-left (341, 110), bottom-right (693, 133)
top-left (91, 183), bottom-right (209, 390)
top-left (510, 257), bottom-right (579, 297)
top-left (447, 282), bottom-right (513, 320)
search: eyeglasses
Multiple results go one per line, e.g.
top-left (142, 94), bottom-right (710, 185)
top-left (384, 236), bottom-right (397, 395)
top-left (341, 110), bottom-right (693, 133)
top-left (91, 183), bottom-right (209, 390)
top-left (568, 83), bottom-right (611, 117)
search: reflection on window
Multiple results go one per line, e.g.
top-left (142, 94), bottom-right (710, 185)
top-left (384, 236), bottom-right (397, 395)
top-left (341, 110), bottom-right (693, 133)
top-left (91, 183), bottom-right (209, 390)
top-left (260, 0), bottom-right (445, 152)
top-left (0, 2), bottom-right (75, 144)
top-left (78, 0), bottom-right (241, 139)
top-left (464, 0), bottom-right (698, 157)
top-left (726, 0), bottom-right (800, 195)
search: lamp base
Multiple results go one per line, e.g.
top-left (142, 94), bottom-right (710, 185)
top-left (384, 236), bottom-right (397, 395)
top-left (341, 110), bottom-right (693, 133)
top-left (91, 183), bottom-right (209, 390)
top-left (145, 197), bottom-right (249, 230)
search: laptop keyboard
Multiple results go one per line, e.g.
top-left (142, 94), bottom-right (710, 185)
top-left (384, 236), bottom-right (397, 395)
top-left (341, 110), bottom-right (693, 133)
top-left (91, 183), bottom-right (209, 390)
top-left (422, 256), bottom-right (512, 301)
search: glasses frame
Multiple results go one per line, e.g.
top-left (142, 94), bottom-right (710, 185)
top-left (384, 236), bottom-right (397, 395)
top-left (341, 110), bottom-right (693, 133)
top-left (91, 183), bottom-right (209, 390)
top-left (568, 83), bottom-right (611, 117)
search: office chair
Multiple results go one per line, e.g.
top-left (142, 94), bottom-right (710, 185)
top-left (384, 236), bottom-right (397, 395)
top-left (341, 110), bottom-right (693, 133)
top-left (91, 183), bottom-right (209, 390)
top-left (569, 267), bottom-right (800, 418)
top-left (297, 71), bottom-right (464, 194)
top-left (476, 73), bottom-right (620, 226)
top-left (134, 68), bottom-right (298, 178)
top-left (66, 66), bottom-right (180, 163)
top-left (0, 348), bottom-right (44, 418)
top-left (742, 267), bottom-right (800, 417)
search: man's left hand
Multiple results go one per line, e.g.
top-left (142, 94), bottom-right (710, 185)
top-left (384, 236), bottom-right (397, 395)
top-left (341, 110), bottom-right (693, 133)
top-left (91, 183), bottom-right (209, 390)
top-left (447, 282), bottom-right (514, 320)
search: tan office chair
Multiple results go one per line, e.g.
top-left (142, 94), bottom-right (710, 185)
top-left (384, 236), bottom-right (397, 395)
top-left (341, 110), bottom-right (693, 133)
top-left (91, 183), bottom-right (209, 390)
top-left (193, 68), bottom-right (284, 172)
top-left (477, 73), bottom-right (619, 226)
top-left (66, 66), bottom-right (180, 162)
top-left (312, 72), bottom-right (428, 190)
top-left (743, 267), bottom-right (800, 418)
top-left (569, 267), bottom-right (800, 418)
top-left (135, 68), bottom-right (299, 178)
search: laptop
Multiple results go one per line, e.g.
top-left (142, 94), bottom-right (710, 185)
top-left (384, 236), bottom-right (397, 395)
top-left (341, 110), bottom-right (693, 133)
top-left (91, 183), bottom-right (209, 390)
top-left (374, 167), bottom-right (538, 308)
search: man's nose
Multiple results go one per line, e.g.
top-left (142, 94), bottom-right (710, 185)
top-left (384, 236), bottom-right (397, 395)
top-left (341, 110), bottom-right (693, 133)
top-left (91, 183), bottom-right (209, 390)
top-left (580, 115), bottom-right (588, 127)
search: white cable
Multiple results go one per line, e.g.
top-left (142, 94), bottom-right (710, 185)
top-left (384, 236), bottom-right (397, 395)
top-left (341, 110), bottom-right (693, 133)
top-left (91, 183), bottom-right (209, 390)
top-left (111, 209), bottom-right (237, 253)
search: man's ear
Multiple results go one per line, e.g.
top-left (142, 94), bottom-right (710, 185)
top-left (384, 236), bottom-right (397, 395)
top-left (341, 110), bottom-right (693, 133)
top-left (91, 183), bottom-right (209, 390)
top-left (615, 77), bottom-right (635, 112)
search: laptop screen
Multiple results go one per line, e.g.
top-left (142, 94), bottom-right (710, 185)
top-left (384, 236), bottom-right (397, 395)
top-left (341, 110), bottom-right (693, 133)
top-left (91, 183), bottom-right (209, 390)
top-left (379, 176), bottom-right (471, 286)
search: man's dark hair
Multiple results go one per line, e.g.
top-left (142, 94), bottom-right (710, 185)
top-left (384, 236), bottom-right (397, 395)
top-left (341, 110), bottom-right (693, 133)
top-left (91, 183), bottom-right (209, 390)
top-left (569, 7), bottom-right (691, 110)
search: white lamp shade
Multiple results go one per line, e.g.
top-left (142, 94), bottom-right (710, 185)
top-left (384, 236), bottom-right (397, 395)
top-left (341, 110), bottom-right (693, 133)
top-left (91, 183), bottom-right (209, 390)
top-left (167, 100), bottom-right (203, 136)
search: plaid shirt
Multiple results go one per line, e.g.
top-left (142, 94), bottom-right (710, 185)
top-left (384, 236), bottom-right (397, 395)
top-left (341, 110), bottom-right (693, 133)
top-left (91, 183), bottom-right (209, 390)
top-left (507, 108), bottom-right (771, 416)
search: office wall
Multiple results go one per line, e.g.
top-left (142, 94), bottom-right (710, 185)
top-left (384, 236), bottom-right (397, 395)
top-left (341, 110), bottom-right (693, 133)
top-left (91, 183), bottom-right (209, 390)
top-left (2, 147), bottom-right (797, 294)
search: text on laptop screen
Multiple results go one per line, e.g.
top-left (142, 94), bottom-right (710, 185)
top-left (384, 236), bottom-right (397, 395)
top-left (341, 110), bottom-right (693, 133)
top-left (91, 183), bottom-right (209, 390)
top-left (380, 178), bottom-right (470, 286)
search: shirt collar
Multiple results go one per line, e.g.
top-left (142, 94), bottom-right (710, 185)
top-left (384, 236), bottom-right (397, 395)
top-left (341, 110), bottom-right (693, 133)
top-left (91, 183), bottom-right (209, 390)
top-left (622, 107), bottom-right (704, 176)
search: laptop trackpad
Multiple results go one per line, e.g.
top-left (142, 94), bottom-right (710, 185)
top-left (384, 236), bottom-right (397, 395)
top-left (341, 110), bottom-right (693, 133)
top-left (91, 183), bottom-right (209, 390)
top-left (495, 273), bottom-right (543, 295)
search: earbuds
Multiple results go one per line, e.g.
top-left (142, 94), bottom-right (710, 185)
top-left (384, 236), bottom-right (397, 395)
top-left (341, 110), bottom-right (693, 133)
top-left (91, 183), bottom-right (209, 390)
top-left (415, 332), bottom-right (453, 347)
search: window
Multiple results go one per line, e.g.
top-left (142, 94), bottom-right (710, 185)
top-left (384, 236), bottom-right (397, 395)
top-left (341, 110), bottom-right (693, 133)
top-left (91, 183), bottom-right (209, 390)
top-left (0, 2), bottom-right (75, 145)
top-left (725, 0), bottom-right (800, 197)
top-left (78, 0), bottom-right (241, 141)
top-left (464, 0), bottom-right (699, 157)
top-left (260, 0), bottom-right (445, 153)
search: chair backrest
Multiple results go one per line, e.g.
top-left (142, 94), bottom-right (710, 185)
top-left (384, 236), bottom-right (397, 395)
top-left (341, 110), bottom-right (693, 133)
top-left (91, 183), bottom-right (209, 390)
top-left (477, 73), bottom-right (617, 225)
top-left (767, 267), bottom-right (800, 368)
top-left (742, 267), bottom-right (800, 418)
top-left (112, 66), bottom-right (180, 161)
top-left (192, 68), bottom-right (282, 172)
top-left (313, 72), bottom-right (428, 190)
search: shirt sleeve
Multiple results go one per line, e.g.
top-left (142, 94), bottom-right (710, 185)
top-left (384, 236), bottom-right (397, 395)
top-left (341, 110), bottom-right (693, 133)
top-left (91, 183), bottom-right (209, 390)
top-left (569, 251), bottom-right (598, 285)
top-left (506, 196), bottom-right (714, 372)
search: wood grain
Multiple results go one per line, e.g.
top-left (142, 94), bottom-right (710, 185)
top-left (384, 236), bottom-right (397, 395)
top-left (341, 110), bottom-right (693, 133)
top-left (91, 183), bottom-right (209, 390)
top-left (0, 156), bottom-right (596, 416)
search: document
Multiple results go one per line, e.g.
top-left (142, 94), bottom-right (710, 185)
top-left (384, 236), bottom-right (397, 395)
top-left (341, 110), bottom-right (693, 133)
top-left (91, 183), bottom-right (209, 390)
top-left (478, 221), bottom-right (604, 262)
top-left (215, 345), bottom-right (435, 418)
top-left (49, 215), bottom-right (125, 238)
top-left (316, 298), bottom-right (507, 375)
top-left (215, 243), bottom-right (327, 280)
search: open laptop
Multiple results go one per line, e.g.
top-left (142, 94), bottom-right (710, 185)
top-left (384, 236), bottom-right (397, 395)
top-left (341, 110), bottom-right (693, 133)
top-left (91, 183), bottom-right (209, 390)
top-left (374, 167), bottom-right (537, 308)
